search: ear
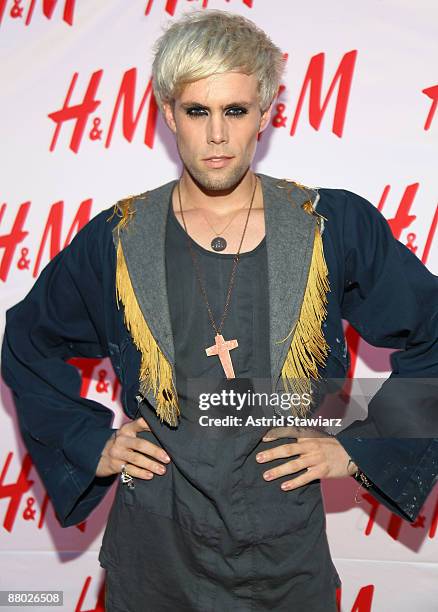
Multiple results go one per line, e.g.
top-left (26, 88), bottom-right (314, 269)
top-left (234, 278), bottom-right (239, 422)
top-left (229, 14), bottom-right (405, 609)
top-left (162, 100), bottom-right (177, 134)
top-left (259, 102), bottom-right (274, 134)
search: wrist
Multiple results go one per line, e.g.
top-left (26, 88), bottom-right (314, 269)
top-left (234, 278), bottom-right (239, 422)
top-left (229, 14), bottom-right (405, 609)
top-left (347, 457), bottom-right (373, 491)
top-left (346, 457), bottom-right (359, 476)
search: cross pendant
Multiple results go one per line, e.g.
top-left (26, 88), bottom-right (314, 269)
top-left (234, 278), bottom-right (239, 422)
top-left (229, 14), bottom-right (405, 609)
top-left (205, 333), bottom-right (238, 378)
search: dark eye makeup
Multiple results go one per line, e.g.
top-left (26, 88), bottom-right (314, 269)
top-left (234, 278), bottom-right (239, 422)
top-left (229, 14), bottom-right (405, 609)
top-left (185, 107), bottom-right (248, 118)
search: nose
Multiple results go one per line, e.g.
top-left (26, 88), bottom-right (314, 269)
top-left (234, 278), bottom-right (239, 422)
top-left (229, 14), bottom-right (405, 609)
top-left (206, 113), bottom-right (228, 145)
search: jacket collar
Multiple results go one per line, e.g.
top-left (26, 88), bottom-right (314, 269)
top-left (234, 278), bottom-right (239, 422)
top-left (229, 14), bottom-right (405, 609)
top-left (114, 172), bottom-right (320, 391)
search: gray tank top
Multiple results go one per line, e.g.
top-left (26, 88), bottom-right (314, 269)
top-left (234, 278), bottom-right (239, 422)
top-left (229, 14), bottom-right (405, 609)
top-left (165, 194), bottom-right (271, 401)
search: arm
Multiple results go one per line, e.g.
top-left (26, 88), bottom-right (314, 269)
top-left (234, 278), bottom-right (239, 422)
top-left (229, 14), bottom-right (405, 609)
top-left (1, 209), bottom-right (118, 527)
top-left (335, 189), bottom-right (438, 522)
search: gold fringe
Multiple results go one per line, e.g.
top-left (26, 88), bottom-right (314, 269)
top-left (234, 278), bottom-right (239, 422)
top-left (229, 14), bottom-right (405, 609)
top-left (113, 215), bottom-right (180, 427)
top-left (109, 182), bottom-right (329, 423)
top-left (106, 196), bottom-right (136, 233)
top-left (106, 192), bottom-right (149, 234)
top-left (276, 190), bottom-right (331, 417)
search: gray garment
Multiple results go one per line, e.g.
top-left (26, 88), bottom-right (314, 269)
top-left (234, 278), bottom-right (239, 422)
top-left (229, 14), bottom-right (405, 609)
top-left (101, 196), bottom-right (341, 611)
top-left (166, 197), bottom-right (271, 382)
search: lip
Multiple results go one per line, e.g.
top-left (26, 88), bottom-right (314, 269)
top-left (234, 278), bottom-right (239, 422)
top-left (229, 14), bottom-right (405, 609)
top-left (203, 156), bottom-right (233, 168)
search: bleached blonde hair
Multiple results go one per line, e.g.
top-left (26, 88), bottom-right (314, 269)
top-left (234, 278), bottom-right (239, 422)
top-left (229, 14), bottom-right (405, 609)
top-left (151, 9), bottom-right (286, 115)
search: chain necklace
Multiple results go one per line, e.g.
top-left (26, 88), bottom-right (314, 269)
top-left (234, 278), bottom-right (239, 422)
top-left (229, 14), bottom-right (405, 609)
top-left (192, 196), bottom-right (253, 252)
top-left (177, 175), bottom-right (258, 378)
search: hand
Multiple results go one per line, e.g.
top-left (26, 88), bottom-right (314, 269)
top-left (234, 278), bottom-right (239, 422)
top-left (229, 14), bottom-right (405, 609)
top-left (96, 416), bottom-right (171, 480)
top-left (256, 426), bottom-right (358, 491)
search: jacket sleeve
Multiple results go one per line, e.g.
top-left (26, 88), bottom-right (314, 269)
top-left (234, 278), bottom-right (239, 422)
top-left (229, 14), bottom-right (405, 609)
top-left (334, 189), bottom-right (438, 522)
top-left (1, 209), bottom-right (119, 527)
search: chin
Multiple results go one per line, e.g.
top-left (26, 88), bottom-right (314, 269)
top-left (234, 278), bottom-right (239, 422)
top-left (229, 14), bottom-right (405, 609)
top-left (191, 165), bottom-right (248, 193)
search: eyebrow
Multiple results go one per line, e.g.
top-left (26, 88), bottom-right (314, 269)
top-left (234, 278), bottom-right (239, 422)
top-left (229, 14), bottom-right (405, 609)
top-left (180, 101), bottom-right (252, 110)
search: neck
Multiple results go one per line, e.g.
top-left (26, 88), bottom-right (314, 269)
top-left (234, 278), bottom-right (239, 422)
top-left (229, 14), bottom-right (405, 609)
top-left (178, 168), bottom-right (260, 215)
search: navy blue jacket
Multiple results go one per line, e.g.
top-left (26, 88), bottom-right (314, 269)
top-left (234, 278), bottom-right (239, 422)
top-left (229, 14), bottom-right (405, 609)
top-left (1, 174), bottom-right (437, 527)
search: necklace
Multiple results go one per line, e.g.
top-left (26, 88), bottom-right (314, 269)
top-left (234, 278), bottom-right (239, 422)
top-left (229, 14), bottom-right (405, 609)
top-left (177, 175), bottom-right (258, 378)
top-left (192, 197), bottom-right (252, 252)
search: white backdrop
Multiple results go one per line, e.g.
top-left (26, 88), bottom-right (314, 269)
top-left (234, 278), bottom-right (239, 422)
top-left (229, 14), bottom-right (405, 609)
top-left (1, 1), bottom-right (437, 610)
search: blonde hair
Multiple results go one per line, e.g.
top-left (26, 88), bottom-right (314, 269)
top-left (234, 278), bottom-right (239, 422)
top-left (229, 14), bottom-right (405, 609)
top-left (151, 9), bottom-right (286, 115)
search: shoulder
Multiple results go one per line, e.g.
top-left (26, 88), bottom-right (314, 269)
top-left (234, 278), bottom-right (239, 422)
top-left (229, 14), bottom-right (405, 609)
top-left (316, 186), bottom-right (370, 213)
top-left (313, 187), bottom-right (392, 248)
top-left (71, 188), bottom-right (151, 248)
top-left (60, 200), bottom-right (132, 279)
top-left (263, 174), bottom-right (377, 219)
top-left (317, 187), bottom-right (388, 225)
top-left (65, 205), bottom-right (120, 258)
top-left (104, 178), bottom-right (177, 236)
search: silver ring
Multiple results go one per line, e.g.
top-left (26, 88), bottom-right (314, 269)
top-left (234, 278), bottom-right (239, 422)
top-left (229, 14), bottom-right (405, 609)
top-left (120, 463), bottom-right (135, 489)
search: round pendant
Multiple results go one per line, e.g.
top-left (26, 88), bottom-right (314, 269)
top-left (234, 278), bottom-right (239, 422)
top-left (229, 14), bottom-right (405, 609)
top-left (211, 236), bottom-right (227, 252)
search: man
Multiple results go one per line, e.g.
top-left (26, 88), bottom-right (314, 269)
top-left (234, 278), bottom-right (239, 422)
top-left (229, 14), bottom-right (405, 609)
top-left (2, 9), bottom-right (438, 612)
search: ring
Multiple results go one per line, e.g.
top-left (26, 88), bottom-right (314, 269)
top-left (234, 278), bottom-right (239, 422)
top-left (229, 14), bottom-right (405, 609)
top-left (120, 463), bottom-right (135, 489)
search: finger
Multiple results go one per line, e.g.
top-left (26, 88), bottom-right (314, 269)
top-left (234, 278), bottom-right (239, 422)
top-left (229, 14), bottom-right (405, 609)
top-left (300, 427), bottom-right (331, 439)
top-left (261, 453), bottom-right (318, 481)
top-left (257, 442), bottom-right (300, 463)
top-left (127, 437), bottom-right (171, 464)
top-left (262, 426), bottom-right (287, 441)
top-left (262, 426), bottom-right (302, 441)
top-left (120, 461), bottom-right (155, 481)
top-left (280, 466), bottom-right (322, 491)
top-left (111, 435), bottom-right (171, 472)
top-left (129, 417), bottom-right (152, 432)
top-left (256, 439), bottom-right (317, 463)
top-left (124, 449), bottom-right (169, 476)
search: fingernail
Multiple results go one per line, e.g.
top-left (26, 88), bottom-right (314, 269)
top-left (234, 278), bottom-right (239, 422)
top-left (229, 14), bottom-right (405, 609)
top-left (256, 453), bottom-right (265, 462)
top-left (264, 472), bottom-right (272, 480)
top-left (262, 437), bottom-right (272, 441)
top-left (162, 454), bottom-right (171, 462)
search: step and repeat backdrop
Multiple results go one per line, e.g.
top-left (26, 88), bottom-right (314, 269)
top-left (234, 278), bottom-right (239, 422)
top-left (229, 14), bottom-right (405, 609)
top-left (1, 1), bottom-right (437, 610)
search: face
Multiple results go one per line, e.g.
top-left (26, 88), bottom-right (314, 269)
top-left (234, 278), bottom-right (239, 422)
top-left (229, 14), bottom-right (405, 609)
top-left (162, 71), bottom-right (272, 193)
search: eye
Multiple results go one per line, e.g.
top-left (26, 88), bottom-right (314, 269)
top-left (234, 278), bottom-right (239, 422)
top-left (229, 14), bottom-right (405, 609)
top-left (185, 107), bottom-right (248, 118)
top-left (226, 107), bottom-right (248, 117)
top-left (186, 108), bottom-right (207, 118)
